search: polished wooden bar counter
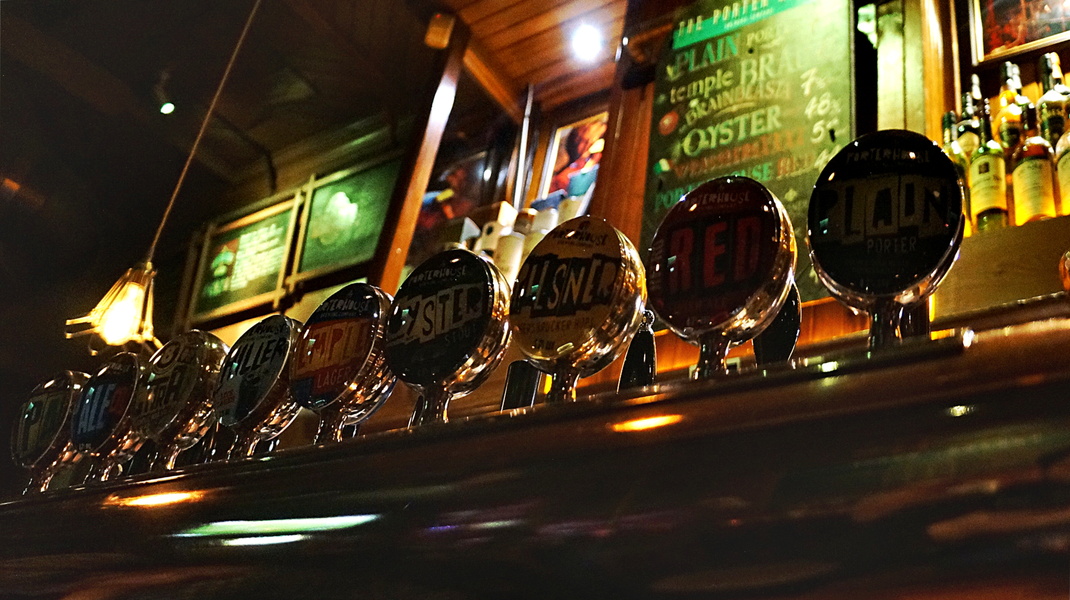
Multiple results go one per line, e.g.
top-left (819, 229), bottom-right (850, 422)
top-left (3, 313), bottom-right (1070, 599)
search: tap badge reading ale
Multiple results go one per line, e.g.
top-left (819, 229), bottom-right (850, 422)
top-left (215, 315), bottom-right (299, 427)
top-left (290, 282), bottom-right (394, 412)
top-left (385, 249), bottom-right (507, 386)
top-left (808, 130), bottom-right (964, 303)
top-left (12, 372), bottom-right (87, 469)
top-left (135, 330), bottom-right (228, 441)
top-left (510, 216), bottom-right (646, 372)
top-left (71, 353), bottom-right (141, 453)
top-left (647, 177), bottom-right (796, 343)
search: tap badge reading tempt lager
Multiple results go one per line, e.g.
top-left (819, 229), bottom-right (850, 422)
top-left (290, 282), bottom-right (395, 415)
top-left (510, 216), bottom-right (646, 374)
top-left (647, 177), bottom-right (796, 344)
top-left (808, 130), bottom-right (964, 304)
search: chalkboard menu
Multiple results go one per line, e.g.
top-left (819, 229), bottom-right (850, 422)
top-left (642, 0), bottom-right (854, 301)
top-left (297, 157), bottom-right (402, 277)
top-left (193, 201), bottom-right (294, 319)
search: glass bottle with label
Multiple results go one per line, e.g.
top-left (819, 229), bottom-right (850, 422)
top-left (996, 62), bottom-right (1025, 159)
top-left (1013, 105), bottom-right (1058, 224)
top-left (956, 76), bottom-right (983, 159)
top-left (970, 100), bottom-right (1009, 232)
top-left (943, 110), bottom-right (973, 236)
top-left (1056, 128), bottom-right (1070, 215)
top-left (1038, 53), bottom-right (1069, 147)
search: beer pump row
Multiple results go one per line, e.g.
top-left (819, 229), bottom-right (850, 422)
top-left (12, 130), bottom-right (970, 493)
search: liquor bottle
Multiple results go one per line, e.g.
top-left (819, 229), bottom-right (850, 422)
top-left (1038, 53), bottom-right (1069, 147)
top-left (1012, 105), bottom-right (1058, 224)
top-left (942, 111), bottom-right (973, 235)
top-left (996, 62), bottom-right (1024, 159)
top-left (956, 76), bottom-right (983, 159)
top-left (942, 111), bottom-right (970, 172)
top-left (1056, 128), bottom-right (1070, 215)
top-left (969, 99), bottom-right (1009, 232)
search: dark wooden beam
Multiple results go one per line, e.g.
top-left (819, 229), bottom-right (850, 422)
top-left (0, 15), bottom-right (238, 182)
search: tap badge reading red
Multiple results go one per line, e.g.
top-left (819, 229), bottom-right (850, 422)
top-left (291, 283), bottom-right (384, 410)
top-left (648, 177), bottom-right (784, 329)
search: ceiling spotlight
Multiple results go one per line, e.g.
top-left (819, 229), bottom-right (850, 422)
top-left (153, 69), bottom-right (175, 115)
top-left (571, 23), bottom-right (603, 62)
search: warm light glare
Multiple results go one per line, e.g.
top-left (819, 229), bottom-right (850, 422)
top-left (106, 491), bottom-right (204, 507)
top-left (98, 281), bottom-right (146, 346)
top-left (947, 405), bottom-right (974, 417)
top-left (611, 414), bottom-right (683, 433)
top-left (159, 102), bottom-right (175, 115)
top-left (220, 534), bottom-right (306, 547)
top-left (571, 23), bottom-right (603, 62)
top-left (175, 514), bottom-right (381, 538)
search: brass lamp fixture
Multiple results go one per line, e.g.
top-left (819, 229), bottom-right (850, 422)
top-left (66, 0), bottom-right (262, 355)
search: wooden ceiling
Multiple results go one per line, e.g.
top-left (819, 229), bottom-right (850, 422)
top-left (444, 0), bottom-right (626, 112)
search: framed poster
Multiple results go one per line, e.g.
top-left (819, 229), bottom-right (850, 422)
top-left (642, 0), bottom-right (855, 302)
top-left (293, 153), bottom-right (404, 281)
top-left (969, 0), bottom-right (1070, 63)
top-left (189, 197), bottom-right (297, 323)
top-left (539, 111), bottom-right (609, 198)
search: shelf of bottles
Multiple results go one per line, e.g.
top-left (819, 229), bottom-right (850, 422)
top-left (943, 52), bottom-right (1070, 233)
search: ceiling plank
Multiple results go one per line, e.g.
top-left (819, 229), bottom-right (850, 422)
top-left (483, 0), bottom-right (619, 52)
top-left (462, 39), bottom-right (523, 123)
top-left (0, 14), bottom-right (237, 181)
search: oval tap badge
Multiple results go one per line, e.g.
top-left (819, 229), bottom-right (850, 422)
top-left (12, 372), bottom-right (87, 469)
top-left (215, 315), bottom-right (299, 428)
top-left (808, 130), bottom-right (964, 307)
top-left (135, 331), bottom-right (228, 441)
top-left (647, 177), bottom-right (796, 343)
top-left (384, 249), bottom-right (509, 390)
top-left (510, 216), bottom-right (646, 373)
top-left (290, 282), bottom-right (392, 411)
top-left (71, 353), bottom-right (141, 454)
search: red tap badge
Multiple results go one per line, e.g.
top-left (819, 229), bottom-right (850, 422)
top-left (647, 177), bottom-right (795, 342)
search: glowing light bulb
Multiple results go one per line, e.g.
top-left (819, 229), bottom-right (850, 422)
top-left (159, 102), bottom-right (175, 115)
top-left (571, 24), bottom-right (603, 62)
top-left (98, 281), bottom-right (145, 346)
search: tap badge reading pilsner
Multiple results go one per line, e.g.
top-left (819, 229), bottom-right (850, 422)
top-left (510, 216), bottom-right (646, 374)
top-left (808, 130), bottom-right (964, 301)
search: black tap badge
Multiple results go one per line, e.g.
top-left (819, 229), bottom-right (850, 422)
top-left (385, 250), bottom-right (496, 386)
top-left (291, 283), bottom-right (384, 410)
top-left (12, 373), bottom-right (82, 468)
top-left (71, 353), bottom-right (140, 453)
top-left (808, 130), bottom-right (964, 300)
top-left (648, 177), bottom-right (794, 336)
top-left (136, 331), bottom-right (225, 439)
top-left (216, 315), bottom-right (296, 427)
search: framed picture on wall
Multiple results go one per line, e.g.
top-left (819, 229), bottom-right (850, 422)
top-left (538, 111), bottom-right (608, 200)
top-left (188, 195), bottom-right (298, 324)
top-left (970, 0), bottom-right (1070, 63)
top-left (291, 151), bottom-right (404, 284)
